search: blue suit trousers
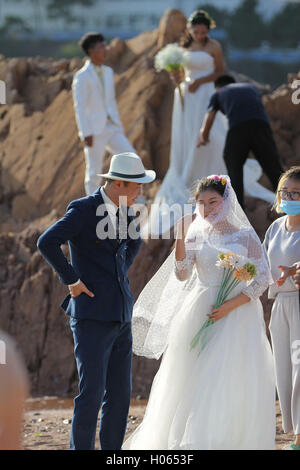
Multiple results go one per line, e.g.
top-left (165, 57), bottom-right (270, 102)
top-left (69, 318), bottom-right (132, 450)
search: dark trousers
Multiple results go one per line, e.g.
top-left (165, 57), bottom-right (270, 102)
top-left (223, 119), bottom-right (283, 208)
top-left (69, 318), bottom-right (132, 450)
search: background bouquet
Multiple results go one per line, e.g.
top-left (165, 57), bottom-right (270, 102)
top-left (154, 43), bottom-right (186, 110)
top-left (190, 251), bottom-right (257, 354)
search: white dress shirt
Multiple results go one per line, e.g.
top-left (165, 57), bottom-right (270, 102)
top-left (93, 63), bottom-right (115, 125)
top-left (100, 186), bottom-right (119, 219)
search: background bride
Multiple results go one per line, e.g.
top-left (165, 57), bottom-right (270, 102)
top-left (144, 10), bottom-right (228, 237)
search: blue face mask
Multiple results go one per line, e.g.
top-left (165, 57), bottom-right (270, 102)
top-left (279, 199), bottom-right (300, 216)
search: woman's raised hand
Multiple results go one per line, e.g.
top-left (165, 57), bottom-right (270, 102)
top-left (176, 213), bottom-right (197, 239)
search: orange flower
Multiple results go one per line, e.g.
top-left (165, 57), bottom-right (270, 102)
top-left (234, 268), bottom-right (252, 282)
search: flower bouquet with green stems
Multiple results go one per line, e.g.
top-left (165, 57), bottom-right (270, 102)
top-left (154, 43), bottom-right (186, 110)
top-left (190, 251), bottom-right (257, 354)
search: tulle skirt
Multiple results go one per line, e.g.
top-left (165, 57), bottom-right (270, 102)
top-left (123, 285), bottom-right (276, 450)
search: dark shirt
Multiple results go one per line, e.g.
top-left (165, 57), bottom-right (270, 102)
top-left (208, 83), bottom-right (270, 130)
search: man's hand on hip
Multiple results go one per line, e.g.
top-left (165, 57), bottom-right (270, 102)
top-left (68, 281), bottom-right (95, 298)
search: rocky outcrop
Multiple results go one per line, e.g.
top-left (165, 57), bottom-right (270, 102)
top-left (157, 9), bottom-right (187, 49)
top-left (0, 22), bottom-right (175, 396)
top-left (0, 10), bottom-right (299, 397)
top-left (263, 71), bottom-right (300, 168)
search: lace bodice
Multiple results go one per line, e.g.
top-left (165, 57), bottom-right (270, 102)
top-left (174, 233), bottom-right (269, 300)
top-left (183, 50), bottom-right (215, 81)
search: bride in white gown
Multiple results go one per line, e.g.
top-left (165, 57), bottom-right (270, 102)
top-left (143, 11), bottom-right (228, 237)
top-left (143, 10), bottom-right (275, 238)
top-left (123, 175), bottom-right (276, 450)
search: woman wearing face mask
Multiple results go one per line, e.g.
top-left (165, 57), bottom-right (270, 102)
top-left (143, 10), bottom-right (228, 237)
top-left (123, 175), bottom-right (276, 450)
top-left (263, 166), bottom-right (300, 450)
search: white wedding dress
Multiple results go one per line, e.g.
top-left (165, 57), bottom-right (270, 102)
top-left (123, 230), bottom-right (276, 449)
top-left (143, 50), bottom-right (228, 237)
top-left (142, 50), bottom-right (275, 238)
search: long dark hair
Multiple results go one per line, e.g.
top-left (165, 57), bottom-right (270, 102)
top-left (180, 10), bottom-right (216, 49)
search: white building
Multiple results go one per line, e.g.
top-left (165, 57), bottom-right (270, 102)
top-left (0, 0), bottom-right (294, 40)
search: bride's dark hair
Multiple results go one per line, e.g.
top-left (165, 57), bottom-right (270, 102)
top-left (194, 176), bottom-right (226, 200)
top-left (180, 10), bottom-right (216, 49)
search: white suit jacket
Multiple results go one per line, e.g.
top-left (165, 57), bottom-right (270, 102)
top-left (72, 59), bottom-right (123, 140)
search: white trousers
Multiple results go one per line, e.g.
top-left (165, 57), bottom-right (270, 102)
top-left (269, 291), bottom-right (300, 434)
top-left (83, 122), bottom-right (135, 195)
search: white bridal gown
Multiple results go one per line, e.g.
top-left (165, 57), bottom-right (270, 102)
top-left (143, 50), bottom-right (228, 236)
top-left (123, 237), bottom-right (276, 450)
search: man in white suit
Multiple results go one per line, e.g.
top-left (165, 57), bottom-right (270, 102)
top-left (72, 32), bottom-right (136, 195)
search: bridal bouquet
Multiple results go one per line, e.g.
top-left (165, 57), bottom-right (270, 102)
top-left (154, 43), bottom-right (186, 110)
top-left (190, 252), bottom-right (257, 354)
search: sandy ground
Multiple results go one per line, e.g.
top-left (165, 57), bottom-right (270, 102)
top-left (21, 397), bottom-right (293, 450)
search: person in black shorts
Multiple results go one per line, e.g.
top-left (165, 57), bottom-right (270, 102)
top-left (197, 74), bottom-right (283, 208)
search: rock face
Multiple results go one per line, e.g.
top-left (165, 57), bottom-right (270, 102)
top-left (263, 73), bottom-right (300, 169)
top-left (0, 10), bottom-right (299, 397)
top-left (157, 9), bottom-right (187, 49)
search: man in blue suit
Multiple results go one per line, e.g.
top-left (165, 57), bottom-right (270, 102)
top-left (37, 152), bottom-right (156, 450)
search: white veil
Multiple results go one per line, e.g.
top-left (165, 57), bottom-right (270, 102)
top-left (132, 175), bottom-right (273, 360)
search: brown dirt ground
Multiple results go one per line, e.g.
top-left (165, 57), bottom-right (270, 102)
top-left (22, 397), bottom-right (293, 450)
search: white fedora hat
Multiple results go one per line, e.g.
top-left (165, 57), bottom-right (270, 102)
top-left (97, 152), bottom-right (156, 184)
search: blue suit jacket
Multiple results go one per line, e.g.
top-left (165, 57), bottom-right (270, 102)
top-left (37, 187), bottom-right (142, 322)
